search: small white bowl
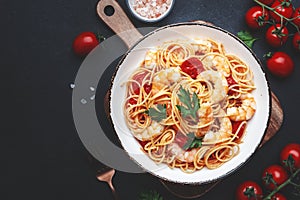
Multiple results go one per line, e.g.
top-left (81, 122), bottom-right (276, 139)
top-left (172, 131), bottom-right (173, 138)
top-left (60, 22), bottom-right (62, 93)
top-left (126, 0), bottom-right (175, 23)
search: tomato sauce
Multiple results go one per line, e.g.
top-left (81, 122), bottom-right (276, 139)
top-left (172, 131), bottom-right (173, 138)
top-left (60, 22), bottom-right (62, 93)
top-left (231, 121), bottom-right (246, 141)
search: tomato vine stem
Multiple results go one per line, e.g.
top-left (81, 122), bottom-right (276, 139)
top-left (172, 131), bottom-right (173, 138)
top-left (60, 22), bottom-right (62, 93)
top-left (253, 0), bottom-right (300, 33)
top-left (262, 168), bottom-right (300, 200)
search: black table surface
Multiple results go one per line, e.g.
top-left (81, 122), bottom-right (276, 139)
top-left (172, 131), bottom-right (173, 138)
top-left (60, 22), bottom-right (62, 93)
top-left (2, 0), bottom-right (300, 199)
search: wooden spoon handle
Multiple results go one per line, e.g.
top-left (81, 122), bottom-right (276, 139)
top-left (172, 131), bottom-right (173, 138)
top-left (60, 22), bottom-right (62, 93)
top-left (96, 0), bottom-right (143, 48)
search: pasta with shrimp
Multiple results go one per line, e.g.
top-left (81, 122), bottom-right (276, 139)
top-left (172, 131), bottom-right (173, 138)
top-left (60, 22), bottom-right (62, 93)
top-left (123, 38), bottom-right (256, 172)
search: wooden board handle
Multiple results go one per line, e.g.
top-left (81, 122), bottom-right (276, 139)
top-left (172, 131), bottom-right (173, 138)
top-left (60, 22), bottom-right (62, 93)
top-left (96, 0), bottom-right (143, 48)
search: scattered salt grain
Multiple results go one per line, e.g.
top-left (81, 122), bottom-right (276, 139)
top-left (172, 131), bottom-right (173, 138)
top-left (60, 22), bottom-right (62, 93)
top-left (90, 95), bottom-right (95, 101)
top-left (89, 86), bottom-right (95, 92)
top-left (80, 98), bottom-right (87, 104)
top-left (70, 83), bottom-right (75, 89)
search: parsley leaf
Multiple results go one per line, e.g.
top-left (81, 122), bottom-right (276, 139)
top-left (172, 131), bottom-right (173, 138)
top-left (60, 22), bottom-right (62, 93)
top-left (145, 104), bottom-right (167, 122)
top-left (176, 86), bottom-right (200, 122)
top-left (183, 133), bottom-right (203, 150)
top-left (237, 31), bottom-right (258, 49)
top-left (139, 190), bottom-right (164, 200)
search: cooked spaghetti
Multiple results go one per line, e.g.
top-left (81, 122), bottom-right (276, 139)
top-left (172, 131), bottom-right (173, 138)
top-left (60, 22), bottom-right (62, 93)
top-left (123, 38), bottom-right (256, 172)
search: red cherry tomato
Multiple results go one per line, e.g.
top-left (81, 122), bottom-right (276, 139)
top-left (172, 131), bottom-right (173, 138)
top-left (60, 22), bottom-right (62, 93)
top-left (245, 6), bottom-right (269, 29)
top-left (266, 52), bottom-right (294, 77)
top-left (72, 32), bottom-right (99, 56)
top-left (180, 57), bottom-right (205, 79)
top-left (236, 181), bottom-right (263, 200)
top-left (128, 98), bottom-right (137, 105)
top-left (292, 32), bottom-right (300, 51)
top-left (271, 193), bottom-right (287, 200)
top-left (292, 7), bottom-right (300, 27)
top-left (262, 165), bottom-right (288, 190)
top-left (258, 0), bottom-right (274, 5)
top-left (280, 143), bottom-right (300, 169)
top-left (265, 24), bottom-right (288, 47)
top-left (270, 0), bottom-right (294, 23)
top-left (131, 72), bottom-right (151, 94)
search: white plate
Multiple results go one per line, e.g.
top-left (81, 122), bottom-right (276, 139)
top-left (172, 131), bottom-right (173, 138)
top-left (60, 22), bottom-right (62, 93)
top-left (110, 23), bottom-right (270, 184)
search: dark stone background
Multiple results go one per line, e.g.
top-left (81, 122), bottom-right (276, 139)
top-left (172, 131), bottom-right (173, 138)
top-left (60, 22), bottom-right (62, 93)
top-left (1, 0), bottom-right (300, 199)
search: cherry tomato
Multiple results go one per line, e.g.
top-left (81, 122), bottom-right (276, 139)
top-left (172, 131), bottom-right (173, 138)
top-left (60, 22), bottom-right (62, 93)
top-left (236, 181), bottom-right (263, 200)
top-left (266, 52), bottom-right (294, 77)
top-left (292, 32), bottom-right (300, 51)
top-left (180, 57), bottom-right (205, 79)
top-left (131, 72), bottom-right (151, 94)
top-left (128, 98), bottom-right (137, 105)
top-left (262, 165), bottom-right (288, 190)
top-left (292, 7), bottom-right (300, 27)
top-left (258, 0), bottom-right (274, 6)
top-left (280, 143), bottom-right (300, 169)
top-left (265, 24), bottom-right (288, 47)
top-left (271, 193), bottom-right (287, 200)
top-left (270, 0), bottom-right (294, 23)
top-left (245, 6), bottom-right (269, 29)
top-left (72, 32), bottom-right (99, 56)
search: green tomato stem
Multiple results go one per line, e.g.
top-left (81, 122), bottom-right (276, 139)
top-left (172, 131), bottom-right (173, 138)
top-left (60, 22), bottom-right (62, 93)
top-left (262, 168), bottom-right (300, 200)
top-left (253, 0), bottom-right (300, 33)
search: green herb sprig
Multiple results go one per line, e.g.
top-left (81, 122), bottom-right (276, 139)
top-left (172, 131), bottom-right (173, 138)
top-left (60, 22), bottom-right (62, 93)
top-left (183, 133), bottom-right (203, 150)
top-left (145, 104), bottom-right (167, 122)
top-left (176, 86), bottom-right (200, 122)
top-left (139, 190), bottom-right (164, 200)
top-left (237, 31), bottom-right (258, 49)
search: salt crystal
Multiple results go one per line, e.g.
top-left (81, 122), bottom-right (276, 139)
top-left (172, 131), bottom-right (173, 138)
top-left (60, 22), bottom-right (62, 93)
top-left (90, 95), bottom-right (95, 101)
top-left (81, 98), bottom-right (87, 104)
top-left (89, 86), bottom-right (95, 91)
top-left (70, 83), bottom-right (75, 89)
top-left (132, 0), bottom-right (171, 19)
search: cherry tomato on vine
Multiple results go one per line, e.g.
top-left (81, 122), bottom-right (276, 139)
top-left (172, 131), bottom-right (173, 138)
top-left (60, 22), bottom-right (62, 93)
top-left (292, 7), bottom-right (300, 27)
top-left (280, 143), bottom-right (300, 169)
top-left (72, 32), bottom-right (99, 56)
top-left (245, 6), bottom-right (270, 29)
top-left (270, 0), bottom-right (294, 23)
top-left (180, 57), bottom-right (205, 79)
top-left (271, 193), bottom-right (287, 200)
top-left (292, 32), bottom-right (300, 51)
top-left (236, 181), bottom-right (263, 200)
top-left (266, 52), bottom-right (294, 77)
top-left (262, 165), bottom-right (288, 190)
top-left (258, 0), bottom-right (274, 6)
top-left (265, 24), bottom-right (288, 47)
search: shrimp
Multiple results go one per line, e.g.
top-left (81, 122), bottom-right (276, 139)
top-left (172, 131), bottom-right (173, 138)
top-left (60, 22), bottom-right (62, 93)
top-left (198, 70), bottom-right (228, 103)
top-left (201, 55), bottom-right (231, 77)
top-left (212, 56), bottom-right (231, 77)
top-left (166, 143), bottom-right (198, 163)
top-left (203, 116), bottom-right (232, 143)
top-left (191, 39), bottom-right (212, 55)
top-left (194, 102), bottom-right (214, 138)
top-left (152, 67), bottom-right (181, 93)
top-left (133, 120), bottom-right (164, 141)
top-left (227, 93), bottom-right (256, 121)
top-left (144, 50), bottom-right (157, 69)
